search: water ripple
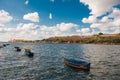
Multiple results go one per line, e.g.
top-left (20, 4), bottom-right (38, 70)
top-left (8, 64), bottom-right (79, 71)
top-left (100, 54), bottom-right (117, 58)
top-left (0, 43), bottom-right (120, 80)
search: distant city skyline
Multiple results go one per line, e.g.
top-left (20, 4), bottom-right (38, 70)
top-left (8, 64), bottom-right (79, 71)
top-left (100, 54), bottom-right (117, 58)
top-left (0, 0), bottom-right (120, 41)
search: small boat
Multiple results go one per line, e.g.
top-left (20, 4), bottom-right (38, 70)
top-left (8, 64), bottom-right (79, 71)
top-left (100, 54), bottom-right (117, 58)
top-left (64, 58), bottom-right (90, 71)
top-left (3, 44), bottom-right (7, 47)
top-left (2, 43), bottom-right (9, 47)
top-left (16, 48), bottom-right (21, 52)
top-left (25, 48), bottom-right (34, 57)
top-left (25, 52), bottom-right (34, 57)
top-left (14, 46), bottom-right (21, 52)
top-left (14, 46), bottom-right (20, 49)
top-left (0, 46), bottom-right (3, 48)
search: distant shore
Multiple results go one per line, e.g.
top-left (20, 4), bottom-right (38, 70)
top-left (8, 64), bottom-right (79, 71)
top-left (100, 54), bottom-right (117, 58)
top-left (9, 33), bottom-right (120, 45)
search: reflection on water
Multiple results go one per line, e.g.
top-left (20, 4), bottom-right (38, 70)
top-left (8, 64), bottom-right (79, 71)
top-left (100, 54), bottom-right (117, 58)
top-left (0, 42), bottom-right (120, 80)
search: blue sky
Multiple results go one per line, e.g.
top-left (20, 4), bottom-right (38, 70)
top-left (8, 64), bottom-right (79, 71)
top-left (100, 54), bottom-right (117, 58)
top-left (0, 0), bottom-right (89, 25)
top-left (0, 0), bottom-right (120, 41)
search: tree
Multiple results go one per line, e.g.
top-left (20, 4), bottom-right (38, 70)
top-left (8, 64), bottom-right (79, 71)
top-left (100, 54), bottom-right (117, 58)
top-left (98, 32), bottom-right (104, 35)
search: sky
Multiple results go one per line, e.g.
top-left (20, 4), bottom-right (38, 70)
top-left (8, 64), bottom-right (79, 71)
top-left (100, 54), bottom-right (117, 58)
top-left (0, 0), bottom-right (120, 41)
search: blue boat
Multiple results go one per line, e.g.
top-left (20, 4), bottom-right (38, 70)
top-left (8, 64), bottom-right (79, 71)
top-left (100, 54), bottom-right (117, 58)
top-left (3, 44), bottom-right (9, 47)
top-left (25, 52), bottom-right (34, 57)
top-left (14, 46), bottom-right (20, 49)
top-left (25, 48), bottom-right (34, 57)
top-left (3, 44), bottom-right (7, 47)
top-left (64, 58), bottom-right (90, 70)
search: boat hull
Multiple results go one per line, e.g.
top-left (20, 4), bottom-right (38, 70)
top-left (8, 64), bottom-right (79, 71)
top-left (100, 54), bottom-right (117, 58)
top-left (25, 52), bottom-right (34, 57)
top-left (64, 58), bottom-right (90, 71)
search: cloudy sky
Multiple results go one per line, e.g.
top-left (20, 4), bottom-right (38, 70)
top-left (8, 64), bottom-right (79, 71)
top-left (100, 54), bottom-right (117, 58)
top-left (0, 0), bottom-right (120, 41)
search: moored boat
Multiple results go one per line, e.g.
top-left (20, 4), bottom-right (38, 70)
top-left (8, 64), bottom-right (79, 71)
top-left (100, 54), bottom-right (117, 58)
top-left (25, 51), bottom-right (34, 57)
top-left (0, 44), bottom-right (10, 48)
top-left (0, 46), bottom-right (3, 48)
top-left (16, 48), bottom-right (21, 52)
top-left (14, 46), bottom-right (21, 52)
top-left (25, 48), bottom-right (34, 57)
top-left (64, 58), bottom-right (90, 71)
top-left (14, 46), bottom-right (20, 49)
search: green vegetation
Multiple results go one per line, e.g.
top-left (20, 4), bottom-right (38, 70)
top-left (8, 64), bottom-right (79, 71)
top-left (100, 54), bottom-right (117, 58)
top-left (9, 33), bottom-right (120, 44)
top-left (9, 39), bottom-right (41, 43)
top-left (41, 33), bottom-right (120, 44)
top-left (98, 32), bottom-right (104, 35)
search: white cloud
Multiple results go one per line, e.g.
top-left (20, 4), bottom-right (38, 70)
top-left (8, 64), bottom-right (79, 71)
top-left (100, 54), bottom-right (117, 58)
top-left (82, 15), bottom-right (98, 23)
top-left (25, 0), bottom-right (29, 5)
top-left (81, 28), bottom-right (91, 33)
top-left (49, 13), bottom-right (52, 19)
top-left (0, 10), bottom-right (13, 24)
top-left (0, 22), bottom-right (79, 41)
top-left (89, 8), bottom-right (120, 33)
top-left (50, 0), bottom-right (54, 2)
top-left (39, 23), bottom-right (78, 37)
top-left (76, 28), bottom-right (91, 35)
top-left (80, 0), bottom-right (120, 17)
top-left (109, 8), bottom-right (120, 18)
top-left (23, 12), bottom-right (40, 22)
top-left (17, 23), bottom-right (39, 31)
top-left (0, 28), bottom-right (5, 33)
top-left (76, 29), bottom-right (81, 33)
top-left (100, 16), bottom-right (111, 23)
top-left (80, 0), bottom-right (120, 34)
top-left (56, 22), bottom-right (78, 31)
top-left (0, 24), bottom-right (4, 27)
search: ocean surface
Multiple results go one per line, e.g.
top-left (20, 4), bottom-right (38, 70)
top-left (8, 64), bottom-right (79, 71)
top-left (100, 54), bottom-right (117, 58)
top-left (0, 42), bottom-right (120, 80)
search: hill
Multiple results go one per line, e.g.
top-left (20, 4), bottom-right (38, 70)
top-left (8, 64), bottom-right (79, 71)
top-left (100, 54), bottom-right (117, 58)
top-left (9, 33), bottom-right (120, 44)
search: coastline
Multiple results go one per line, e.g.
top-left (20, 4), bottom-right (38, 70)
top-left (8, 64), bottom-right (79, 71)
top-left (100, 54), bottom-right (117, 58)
top-left (8, 33), bottom-right (120, 45)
